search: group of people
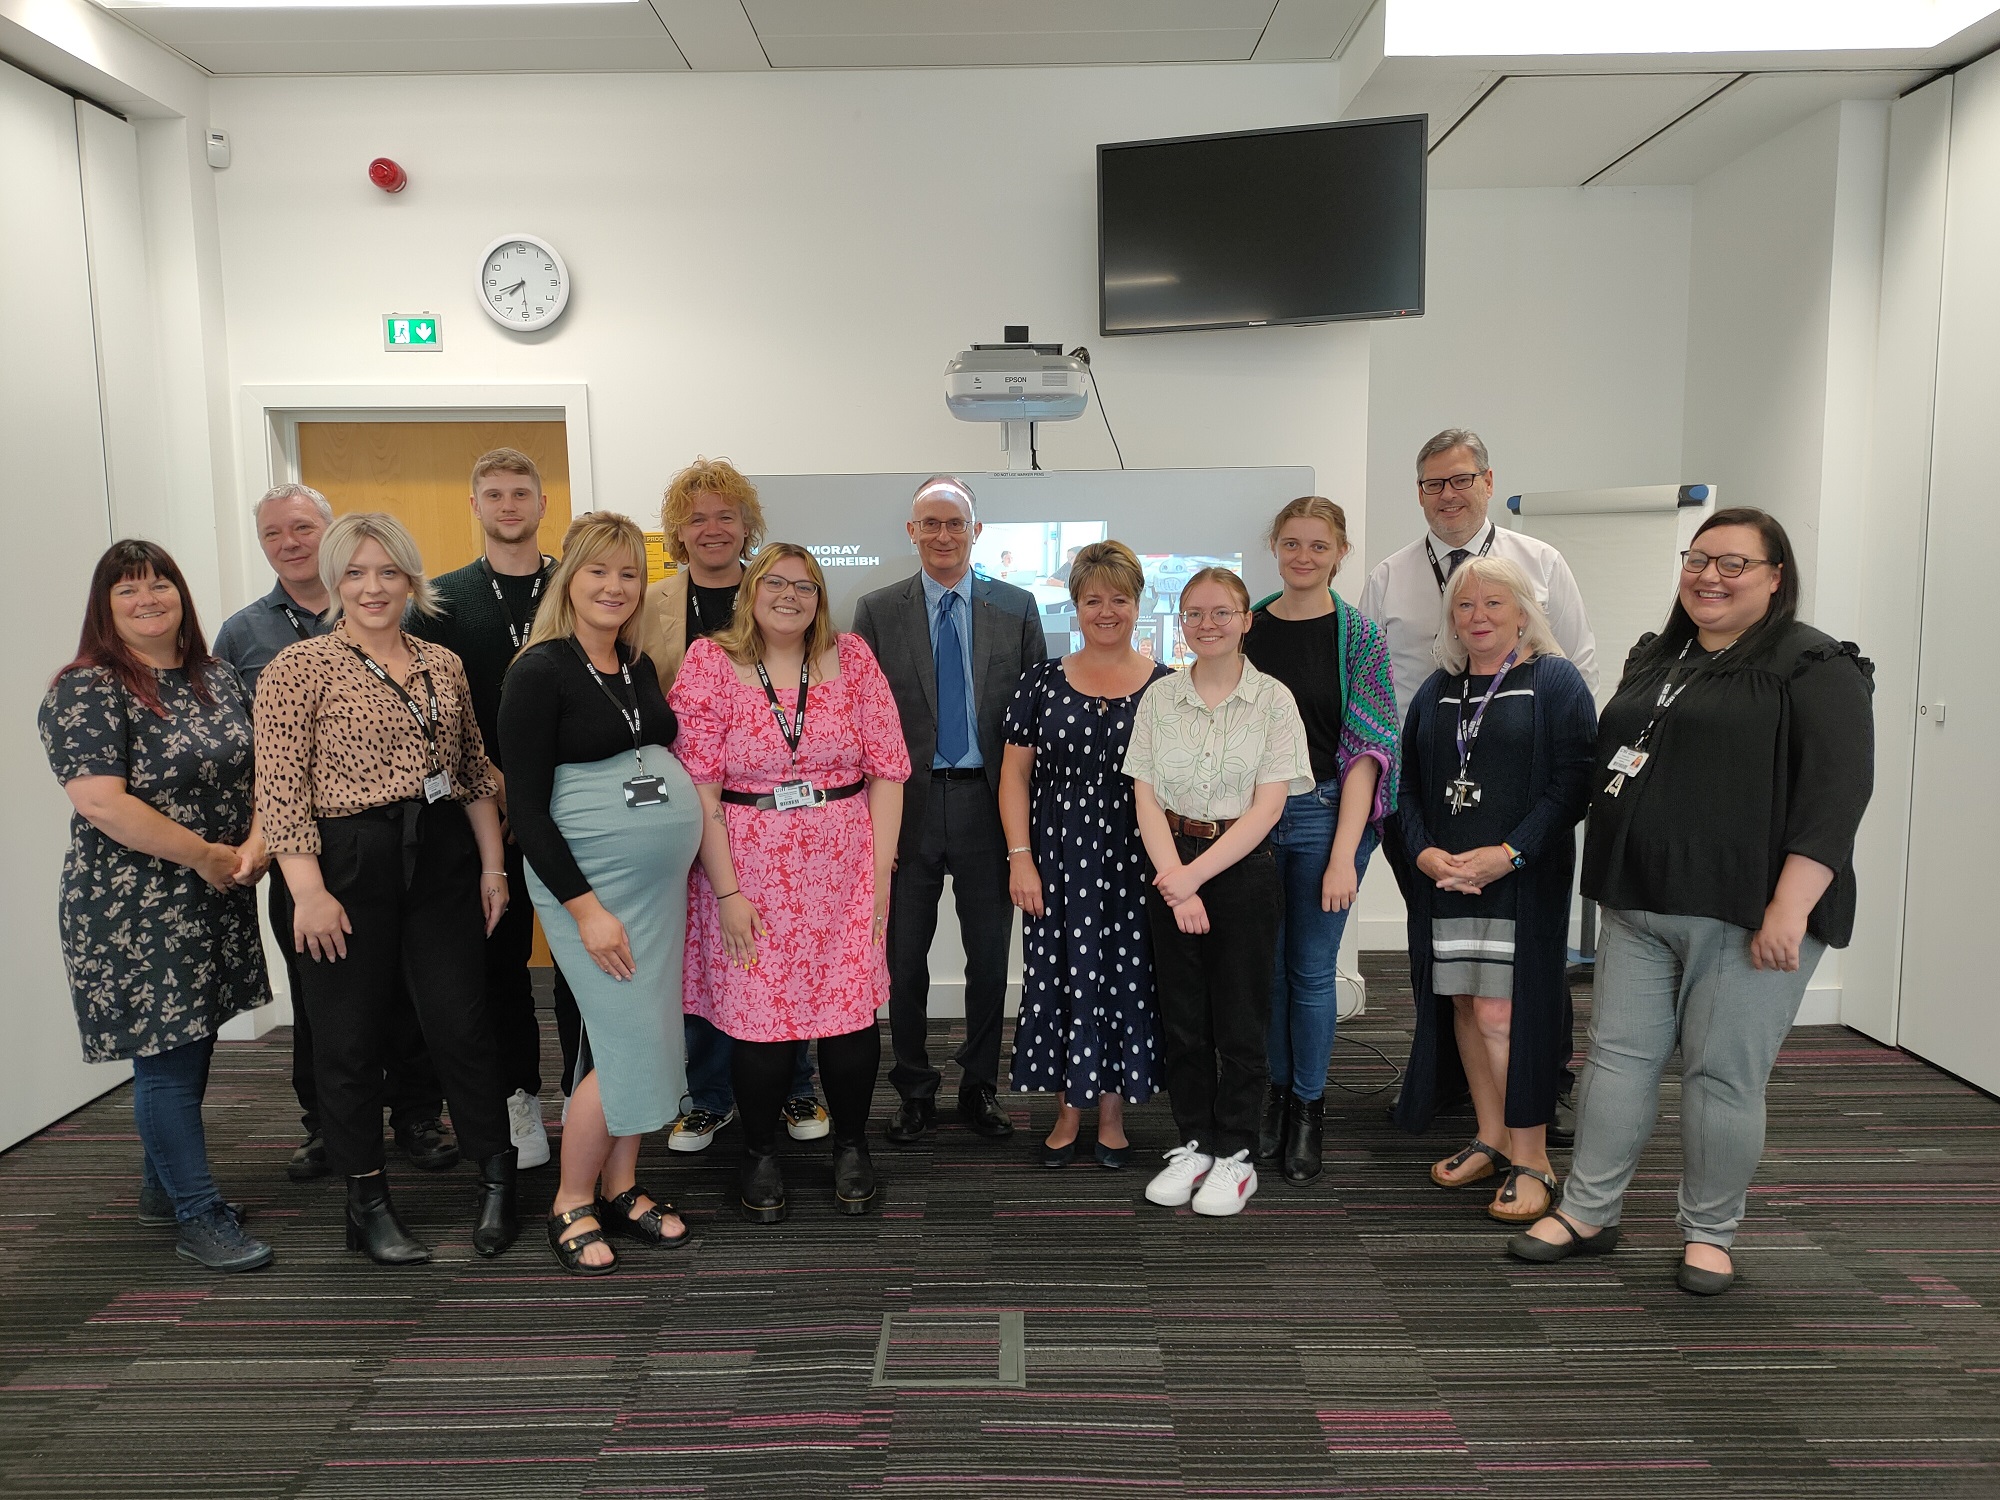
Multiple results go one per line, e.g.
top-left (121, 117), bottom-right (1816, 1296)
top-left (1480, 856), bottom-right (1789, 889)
top-left (38, 429), bottom-right (1874, 1299)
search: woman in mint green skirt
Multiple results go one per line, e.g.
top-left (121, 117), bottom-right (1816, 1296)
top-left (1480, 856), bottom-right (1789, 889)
top-left (499, 513), bottom-right (701, 1274)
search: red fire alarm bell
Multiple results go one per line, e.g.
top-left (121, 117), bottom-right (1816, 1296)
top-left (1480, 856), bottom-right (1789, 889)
top-left (369, 158), bottom-right (408, 194)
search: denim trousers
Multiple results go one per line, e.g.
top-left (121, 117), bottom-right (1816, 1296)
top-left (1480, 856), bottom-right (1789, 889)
top-left (683, 1014), bottom-right (814, 1115)
top-left (134, 1034), bottom-right (224, 1222)
top-left (1267, 780), bottom-right (1378, 1101)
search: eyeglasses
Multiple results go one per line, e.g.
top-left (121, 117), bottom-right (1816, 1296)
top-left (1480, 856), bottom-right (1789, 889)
top-left (1179, 607), bottom-right (1242, 627)
top-left (1680, 550), bottom-right (1774, 579)
top-left (759, 575), bottom-right (821, 599)
top-left (1419, 471), bottom-right (1483, 496)
top-left (912, 517), bottom-right (970, 537)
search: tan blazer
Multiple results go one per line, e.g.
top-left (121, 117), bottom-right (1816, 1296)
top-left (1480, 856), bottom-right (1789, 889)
top-left (636, 570), bottom-right (690, 696)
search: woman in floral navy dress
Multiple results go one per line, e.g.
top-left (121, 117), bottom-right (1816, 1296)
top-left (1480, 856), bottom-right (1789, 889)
top-left (1001, 541), bottom-right (1171, 1169)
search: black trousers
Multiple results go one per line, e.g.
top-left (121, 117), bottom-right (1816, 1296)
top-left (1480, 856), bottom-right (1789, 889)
top-left (271, 875), bottom-right (441, 1135)
top-left (886, 773), bottom-right (1012, 1102)
top-left (294, 800), bottom-right (511, 1176)
top-left (1143, 835), bottom-right (1281, 1160)
top-left (734, 1024), bottom-right (881, 1155)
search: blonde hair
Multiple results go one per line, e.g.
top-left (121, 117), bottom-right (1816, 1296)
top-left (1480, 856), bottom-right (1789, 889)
top-left (522, 512), bottom-right (649, 657)
top-left (1435, 555), bottom-right (1564, 674)
top-left (661, 456), bottom-right (767, 565)
top-left (1068, 540), bottom-right (1146, 604)
top-left (471, 447), bottom-right (542, 494)
top-left (319, 512), bottom-right (437, 619)
top-left (1265, 496), bottom-right (1351, 567)
top-left (1182, 565), bottom-right (1251, 614)
top-left (709, 543), bottom-right (838, 670)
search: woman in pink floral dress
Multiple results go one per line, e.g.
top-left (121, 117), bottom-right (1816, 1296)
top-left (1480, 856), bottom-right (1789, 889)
top-left (671, 543), bottom-right (909, 1224)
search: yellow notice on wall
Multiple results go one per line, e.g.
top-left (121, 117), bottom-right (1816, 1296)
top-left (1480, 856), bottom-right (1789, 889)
top-left (643, 532), bottom-right (677, 584)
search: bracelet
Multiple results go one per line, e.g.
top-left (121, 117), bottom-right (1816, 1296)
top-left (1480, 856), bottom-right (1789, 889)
top-left (1007, 847), bottom-right (1032, 857)
top-left (481, 870), bottom-right (506, 877)
top-left (713, 888), bottom-right (741, 900)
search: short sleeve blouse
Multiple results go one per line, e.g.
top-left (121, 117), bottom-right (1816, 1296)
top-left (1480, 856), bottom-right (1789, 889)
top-left (1122, 657), bottom-right (1313, 821)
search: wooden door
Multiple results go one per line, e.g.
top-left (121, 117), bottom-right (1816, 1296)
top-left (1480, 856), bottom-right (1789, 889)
top-left (299, 418), bottom-right (572, 969)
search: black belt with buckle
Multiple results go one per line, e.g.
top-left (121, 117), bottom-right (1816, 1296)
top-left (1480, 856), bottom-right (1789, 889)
top-left (931, 766), bottom-right (986, 780)
top-left (719, 780), bottom-right (866, 810)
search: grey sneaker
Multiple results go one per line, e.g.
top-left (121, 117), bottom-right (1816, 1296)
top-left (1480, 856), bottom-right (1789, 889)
top-left (139, 1187), bottom-right (244, 1228)
top-left (174, 1204), bottom-right (274, 1272)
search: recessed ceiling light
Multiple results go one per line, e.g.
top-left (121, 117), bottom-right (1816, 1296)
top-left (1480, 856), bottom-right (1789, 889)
top-left (1388, 0), bottom-right (2000, 56)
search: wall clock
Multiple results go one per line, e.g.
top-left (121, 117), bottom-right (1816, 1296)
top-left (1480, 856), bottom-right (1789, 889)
top-left (476, 232), bottom-right (570, 330)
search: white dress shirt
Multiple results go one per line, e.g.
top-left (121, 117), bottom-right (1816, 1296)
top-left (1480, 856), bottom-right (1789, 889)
top-left (1358, 519), bottom-right (1600, 722)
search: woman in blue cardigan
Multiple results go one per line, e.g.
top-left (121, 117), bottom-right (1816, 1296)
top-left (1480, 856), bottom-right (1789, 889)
top-left (1392, 557), bottom-right (1596, 1224)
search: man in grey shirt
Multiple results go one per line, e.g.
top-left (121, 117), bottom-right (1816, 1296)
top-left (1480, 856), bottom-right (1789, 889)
top-left (214, 483), bottom-right (450, 1182)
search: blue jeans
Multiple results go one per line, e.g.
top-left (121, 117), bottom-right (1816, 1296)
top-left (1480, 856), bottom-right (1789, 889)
top-left (133, 1035), bottom-right (224, 1222)
top-left (1267, 780), bottom-right (1378, 1102)
top-left (683, 1015), bottom-right (815, 1115)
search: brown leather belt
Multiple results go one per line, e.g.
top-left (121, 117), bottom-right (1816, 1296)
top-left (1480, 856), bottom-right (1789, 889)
top-left (1165, 809), bottom-right (1235, 841)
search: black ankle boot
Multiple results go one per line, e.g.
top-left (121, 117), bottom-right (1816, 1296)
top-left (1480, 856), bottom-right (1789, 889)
top-left (739, 1148), bottom-right (788, 1224)
top-left (832, 1137), bottom-right (878, 1216)
top-left (345, 1173), bottom-right (430, 1265)
top-left (471, 1148), bottom-right (519, 1258)
top-left (1255, 1084), bottom-right (1287, 1167)
top-left (1282, 1094), bottom-right (1324, 1185)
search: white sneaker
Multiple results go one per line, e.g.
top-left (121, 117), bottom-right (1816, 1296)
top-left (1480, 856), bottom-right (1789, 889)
top-left (1191, 1150), bottom-right (1258, 1217)
top-left (506, 1089), bottom-right (551, 1169)
top-left (668, 1106), bottom-right (736, 1152)
top-left (1144, 1141), bottom-right (1214, 1206)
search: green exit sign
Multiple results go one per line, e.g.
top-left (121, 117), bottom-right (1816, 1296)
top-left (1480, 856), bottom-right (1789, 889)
top-left (383, 314), bottom-right (442, 352)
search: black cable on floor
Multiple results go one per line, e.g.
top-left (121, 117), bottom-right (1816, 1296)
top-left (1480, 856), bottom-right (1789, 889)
top-left (1324, 1032), bottom-right (1404, 1097)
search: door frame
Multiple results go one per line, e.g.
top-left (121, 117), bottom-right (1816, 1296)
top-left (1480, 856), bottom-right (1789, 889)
top-left (233, 382), bottom-right (594, 611)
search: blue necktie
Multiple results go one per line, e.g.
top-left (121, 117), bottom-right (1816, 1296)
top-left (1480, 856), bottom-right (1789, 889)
top-left (935, 591), bottom-right (970, 765)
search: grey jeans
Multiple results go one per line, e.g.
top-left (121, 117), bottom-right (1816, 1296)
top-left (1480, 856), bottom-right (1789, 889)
top-left (1560, 907), bottom-right (1824, 1248)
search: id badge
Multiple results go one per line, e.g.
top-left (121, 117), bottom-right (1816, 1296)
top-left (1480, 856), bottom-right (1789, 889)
top-left (422, 770), bottom-right (452, 804)
top-left (772, 778), bottom-right (818, 811)
top-left (1607, 745), bottom-right (1651, 776)
top-left (623, 775), bottom-right (668, 808)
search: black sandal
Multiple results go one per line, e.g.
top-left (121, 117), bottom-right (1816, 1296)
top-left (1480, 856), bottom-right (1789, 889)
top-left (1487, 1165), bottom-right (1559, 1224)
top-left (601, 1187), bottom-right (692, 1250)
top-left (1505, 1211), bottom-right (1621, 1263)
top-left (547, 1203), bottom-right (618, 1277)
top-left (1430, 1138), bottom-right (1511, 1189)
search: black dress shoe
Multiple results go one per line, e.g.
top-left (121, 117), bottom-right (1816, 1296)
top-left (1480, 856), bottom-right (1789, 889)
top-left (1037, 1137), bottom-right (1077, 1168)
top-left (884, 1097), bottom-right (936, 1146)
top-left (471, 1148), bottom-right (519, 1259)
top-left (1549, 1092), bottom-right (1577, 1148)
top-left (956, 1086), bottom-right (1014, 1140)
top-left (287, 1133), bottom-right (329, 1182)
top-left (395, 1117), bottom-right (460, 1172)
top-left (1255, 1085), bottom-right (1287, 1168)
top-left (345, 1173), bottom-right (430, 1265)
top-left (1282, 1094), bottom-right (1325, 1186)
top-left (739, 1149), bottom-right (788, 1224)
top-left (832, 1138), bottom-right (878, 1216)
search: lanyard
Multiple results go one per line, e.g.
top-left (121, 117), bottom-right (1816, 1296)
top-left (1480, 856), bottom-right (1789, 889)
top-left (342, 637), bottom-right (443, 772)
top-left (1629, 638), bottom-right (1730, 753)
top-left (1454, 649), bottom-right (1518, 777)
top-left (687, 579), bottom-right (739, 638)
top-left (754, 655), bottom-right (812, 762)
top-left (569, 637), bottom-right (645, 771)
top-left (280, 605), bottom-right (314, 641)
top-left (1426, 525), bottom-right (1496, 592)
top-left (481, 557), bottom-right (553, 650)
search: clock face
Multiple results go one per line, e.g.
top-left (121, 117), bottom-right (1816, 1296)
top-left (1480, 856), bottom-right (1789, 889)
top-left (476, 234), bottom-right (569, 330)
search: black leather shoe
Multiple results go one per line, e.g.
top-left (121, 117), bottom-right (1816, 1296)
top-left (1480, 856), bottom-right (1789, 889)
top-left (345, 1173), bottom-right (430, 1265)
top-left (1255, 1085), bottom-right (1287, 1168)
top-left (395, 1117), bottom-right (460, 1172)
top-left (956, 1086), bottom-right (1014, 1140)
top-left (739, 1149), bottom-right (788, 1224)
top-left (471, 1149), bottom-right (519, 1258)
top-left (1282, 1094), bottom-right (1325, 1186)
top-left (287, 1133), bottom-right (329, 1182)
top-left (832, 1138), bottom-right (878, 1216)
top-left (884, 1097), bottom-right (936, 1146)
top-left (1550, 1091), bottom-right (1577, 1148)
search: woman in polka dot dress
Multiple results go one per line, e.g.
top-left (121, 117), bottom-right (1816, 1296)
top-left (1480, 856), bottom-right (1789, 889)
top-left (999, 541), bottom-right (1172, 1168)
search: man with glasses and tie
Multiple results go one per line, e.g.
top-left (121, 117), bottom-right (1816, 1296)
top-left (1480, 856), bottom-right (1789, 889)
top-left (1360, 430), bottom-right (1598, 1135)
top-left (854, 476), bottom-right (1050, 1146)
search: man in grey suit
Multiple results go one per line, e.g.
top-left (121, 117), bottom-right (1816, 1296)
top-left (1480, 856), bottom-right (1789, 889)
top-left (853, 475), bottom-right (1049, 1145)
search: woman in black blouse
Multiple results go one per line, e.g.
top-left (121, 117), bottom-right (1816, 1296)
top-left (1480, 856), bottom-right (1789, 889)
top-left (499, 513), bottom-right (700, 1274)
top-left (1509, 508), bottom-right (1874, 1295)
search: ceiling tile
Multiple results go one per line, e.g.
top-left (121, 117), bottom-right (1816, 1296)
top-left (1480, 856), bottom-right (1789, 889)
top-left (1253, 0), bottom-right (1373, 61)
top-left (650, 0), bottom-right (768, 70)
top-left (1427, 71), bottom-right (1734, 188)
top-left (742, 0), bottom-right (1274, 67)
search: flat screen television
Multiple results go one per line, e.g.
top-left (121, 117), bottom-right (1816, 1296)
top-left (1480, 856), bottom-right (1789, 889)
top-left (1097, 115), bottom-right (1427, 336)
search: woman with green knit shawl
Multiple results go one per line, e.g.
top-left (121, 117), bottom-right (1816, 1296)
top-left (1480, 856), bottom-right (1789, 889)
top-left (1243, 497), bottom-right (1401, 1185)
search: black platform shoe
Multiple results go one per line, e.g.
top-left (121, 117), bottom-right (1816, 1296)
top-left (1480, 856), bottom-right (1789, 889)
top-left (739, 1148), bottom-right (788, 1224)
top-left (832, 1138), bottom-right (878, 1216)
top-left (471, 1148), bottom-right (519, 1259)
top-left (1255, 1085), bottom-right (1287, 1168)
top-left (345, 1173), bottom-right (430, 1265)
top-left (1282, 1094), bottom-right (1325, 1186)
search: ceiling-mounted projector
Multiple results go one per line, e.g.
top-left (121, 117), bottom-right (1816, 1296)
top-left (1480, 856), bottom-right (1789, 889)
top-left (944, 329), bottom-right (1089, 424)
